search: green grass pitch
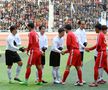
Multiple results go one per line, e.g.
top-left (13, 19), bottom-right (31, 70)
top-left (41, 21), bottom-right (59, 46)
top-left (0, 46), bottom-right (108, 90)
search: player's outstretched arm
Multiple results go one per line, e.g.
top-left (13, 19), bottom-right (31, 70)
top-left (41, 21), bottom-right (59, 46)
top-left (85, 48), bottom-right (90, 52)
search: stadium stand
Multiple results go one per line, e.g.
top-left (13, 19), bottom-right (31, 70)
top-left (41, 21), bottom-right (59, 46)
top-left (0, 0), bottom-right (108, 32)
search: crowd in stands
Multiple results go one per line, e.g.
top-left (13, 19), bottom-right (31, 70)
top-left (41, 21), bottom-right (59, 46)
top-left (54, 0), bottom-right (108, 30)
top-left (0, 0), bottom-right (49, 31)
top-left (0, 0), bottom-right (108, 32)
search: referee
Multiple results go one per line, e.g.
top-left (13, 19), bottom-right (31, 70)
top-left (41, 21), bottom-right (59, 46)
top-left (5, 25), bottom-right (24, 83)
top-left (36, 25), bottom-right (48, 83)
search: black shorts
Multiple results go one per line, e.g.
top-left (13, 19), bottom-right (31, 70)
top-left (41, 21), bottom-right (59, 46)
top-left (5, 50), bottom-right (21, 66)
top-left (80, 52), bottom-right (84, 62)
top-left (41, 54), bottom-right (45, 65)
top-left (49, 51), bottom-right (60, 67)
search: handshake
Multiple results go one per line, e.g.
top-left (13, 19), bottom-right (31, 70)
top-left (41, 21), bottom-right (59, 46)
top-left (19, 47), bottom-right (25, 52)
top-left (85, 48), bottom-right (90, 52)
top-left (61, 51), bottom-right (65, 55)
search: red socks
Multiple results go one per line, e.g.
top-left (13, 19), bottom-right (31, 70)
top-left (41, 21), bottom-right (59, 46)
top-left (62, 70), bottom-right (69, 82)
top-left (94, 66), bottom-right (99, 81)
top-left (25, 67), bottom-right (42, 82)
top-left (25, 68), bottom-right (31, 79)
top-left (77, 69), bottom-right (82, 83)
top-left (38, 69), bottom-right (42, 82)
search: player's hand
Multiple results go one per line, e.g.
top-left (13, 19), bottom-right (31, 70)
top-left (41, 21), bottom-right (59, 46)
top-left (85, 48), bottom-right (90, 52)
top-left (41, 51), bottom-right (45, 56)
top-left (19, 47), bottom-right (25, 52)
top-left (61, 51), bottom-right (65, 55)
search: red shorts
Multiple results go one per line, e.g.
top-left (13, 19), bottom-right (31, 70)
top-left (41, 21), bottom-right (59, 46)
top-left (27, 50), bottom-right (41, 65)
top-left (95, 51), bottom-right (107, 68)
top-left (67, 49), bottom-right (81, 66)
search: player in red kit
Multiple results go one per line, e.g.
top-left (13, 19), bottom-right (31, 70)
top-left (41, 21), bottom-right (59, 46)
top-left (20, 22), bottom-right (43, 85)
top-left (61, 24), bottom-right (83, 86)
top-left (85, 24), bottom-right (108, 87)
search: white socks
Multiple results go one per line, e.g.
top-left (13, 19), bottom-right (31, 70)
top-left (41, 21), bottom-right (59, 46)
top-left (56, 67), bottom-right (60, 81)
top-left (98, 68), bottom-right (104, 80)
top-left (7, 65), bottom-right (22, 81)
top-left (15, 66), bottom-right (22, 78)
top-left (7, 68), bottom-right (12, 81)
top-left (52, 67), bottom-right (60, 82)
top-left (52, 67), bottom-right (57, 81)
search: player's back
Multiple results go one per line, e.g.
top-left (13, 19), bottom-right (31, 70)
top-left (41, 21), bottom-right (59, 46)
top-left (67, 31), bottom-right (79, 51)
top-left (29, 30), bottom-right (40, 50)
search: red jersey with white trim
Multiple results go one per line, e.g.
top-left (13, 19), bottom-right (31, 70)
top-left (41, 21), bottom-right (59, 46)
top-left (96, 32), bottom-right (107, 52)
top-left (27, 30), bottom-right (40, 51)
top-left (65, 31), bottom-right (79, 53)
top-left (89, 32), bottom-right (107, 52)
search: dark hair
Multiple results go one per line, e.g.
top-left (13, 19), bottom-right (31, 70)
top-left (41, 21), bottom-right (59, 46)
top-left (95, 23), bottom-right (102, 30)
top-left (101, 25), bottom-right (107, 30)
top-left (78, 20), bottom-right (81, 25)
top-left (78, 20), bottom-right (85, 25)
top-left (64, 24), bottom-right (72, 30)
top-left (58, 28), bottom-right (65, 33)
top-left (39, 25), bottom-right (46, 31)
top-left (10, 25), bottom-right (16, 32)
top-left (27, 22), bottom-right (34, 29)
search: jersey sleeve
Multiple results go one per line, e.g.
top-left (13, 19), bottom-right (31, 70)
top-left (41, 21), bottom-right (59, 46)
top-left (88, 45), bottom-right (96, 51)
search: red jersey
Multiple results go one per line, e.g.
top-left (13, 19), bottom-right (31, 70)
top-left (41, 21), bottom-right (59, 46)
top-left (27, 30), bottom-right (40, 51)
top-left (89, 32), bottom-right (107, 52)
top-left (65, 31), bottom-right (79, 53)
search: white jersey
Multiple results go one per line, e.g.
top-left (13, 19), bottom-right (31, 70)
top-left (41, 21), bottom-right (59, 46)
top-left (38, 32), bottom-right (48, 50)
top-left (14, 34), bottom-right (21, 46)
top-left (6, 33), bottom-right (19, 51)
top-left (75, 28), bottom-right (87, 52)
top-left (51, 36), bottom-right (64, 53)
